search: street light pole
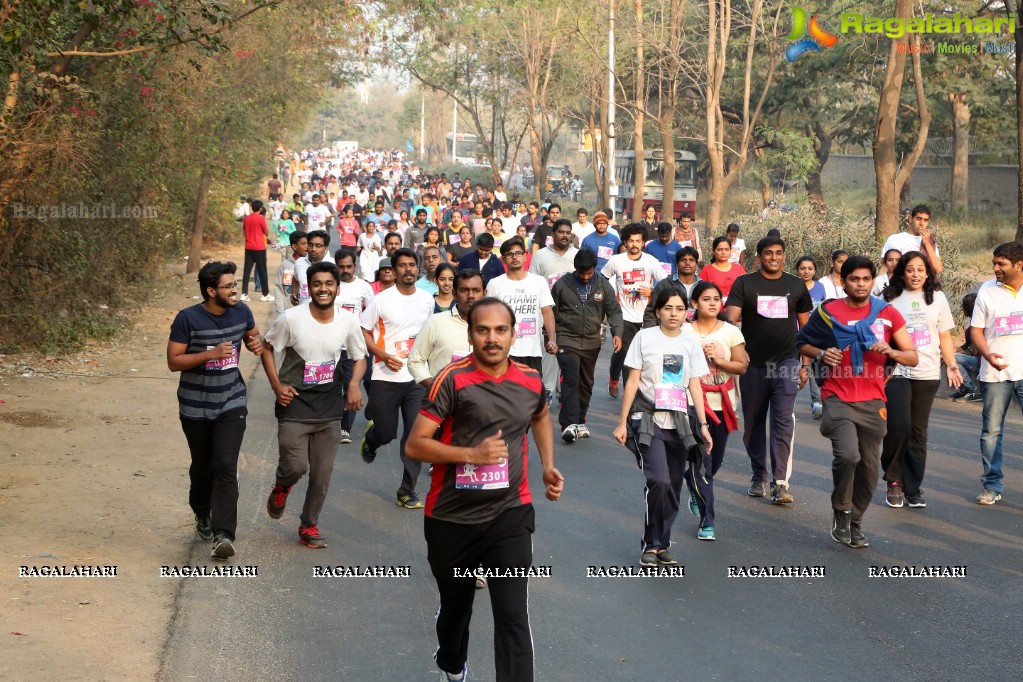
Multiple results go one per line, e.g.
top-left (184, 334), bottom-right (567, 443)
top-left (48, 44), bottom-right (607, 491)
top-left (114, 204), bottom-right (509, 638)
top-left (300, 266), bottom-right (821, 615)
top-left (607, 0), bottom-right (618, 214)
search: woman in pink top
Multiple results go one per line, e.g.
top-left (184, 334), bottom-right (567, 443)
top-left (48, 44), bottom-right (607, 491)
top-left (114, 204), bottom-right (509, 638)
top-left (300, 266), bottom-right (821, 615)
top-left (698, 236), bottom-right (746, 299)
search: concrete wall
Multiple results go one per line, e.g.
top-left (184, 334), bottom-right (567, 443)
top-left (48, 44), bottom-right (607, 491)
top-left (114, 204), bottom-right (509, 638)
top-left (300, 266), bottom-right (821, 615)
top-left (820, 154), bottom-right (1018, 214)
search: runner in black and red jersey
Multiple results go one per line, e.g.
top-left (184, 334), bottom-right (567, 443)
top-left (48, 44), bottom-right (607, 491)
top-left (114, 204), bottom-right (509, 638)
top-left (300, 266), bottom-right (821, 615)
top-left (406, 297), bottom-right (564, 682)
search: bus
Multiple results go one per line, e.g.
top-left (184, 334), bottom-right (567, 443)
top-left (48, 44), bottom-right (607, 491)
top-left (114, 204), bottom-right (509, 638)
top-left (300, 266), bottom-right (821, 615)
top-left (446, 132), bottom-right (480, 165)
top-left (614, 149), bottom-right (698, 220)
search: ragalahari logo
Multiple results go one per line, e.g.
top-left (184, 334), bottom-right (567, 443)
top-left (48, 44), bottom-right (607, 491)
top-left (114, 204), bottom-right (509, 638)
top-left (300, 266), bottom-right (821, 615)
top-left (786, 8), bottom-right (839, 62)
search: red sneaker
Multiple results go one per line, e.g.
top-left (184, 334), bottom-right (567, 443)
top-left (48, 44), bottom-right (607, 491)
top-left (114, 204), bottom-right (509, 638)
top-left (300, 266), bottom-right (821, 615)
top-left (266, 482), bottom-right (292, 519)
top-left (299, 525), bottom-right (328, 549)
top-left (608, 379), bottom-right (620, 398)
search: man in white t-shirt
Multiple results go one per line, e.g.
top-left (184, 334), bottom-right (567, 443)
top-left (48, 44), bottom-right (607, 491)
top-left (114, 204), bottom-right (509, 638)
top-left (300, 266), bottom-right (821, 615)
top-left (571, 208), bottom-right (594, 246)
top-left (487, 237), bottom-right (557, 382)
top-left (528, 219), bottom-right (579, 401)
top-left (292, 230), bottom-right (335, 305)
top-left (261, 261), bottom-right (367, 550)
top-left (602, 223), bottom-right (667, 397)
top-left (360, 248), bottom-right (436, 509)
top-left (334, 250), bottom-right (375, 444)
top-left (881, 204), bottom-right (944, 275)
top-left (726, 223), bottom-right (746, 266)
top-left (304, 194), bottom-right (332, 238)
top-left (498, 202), bottom-right (520, 235)
top-left (969, 241), bottom-right (1023, 505)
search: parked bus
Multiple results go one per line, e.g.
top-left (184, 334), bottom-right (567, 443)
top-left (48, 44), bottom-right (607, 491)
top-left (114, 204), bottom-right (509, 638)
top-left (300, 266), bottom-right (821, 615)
top-left (446, 132), bottom-right (480, 165)
top-left (614, 149), bottom-right (697, 220)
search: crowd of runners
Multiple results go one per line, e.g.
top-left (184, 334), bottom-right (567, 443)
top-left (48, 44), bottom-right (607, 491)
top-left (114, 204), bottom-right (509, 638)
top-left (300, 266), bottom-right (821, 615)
top-left (168, 146), bottom-right (1023, 682)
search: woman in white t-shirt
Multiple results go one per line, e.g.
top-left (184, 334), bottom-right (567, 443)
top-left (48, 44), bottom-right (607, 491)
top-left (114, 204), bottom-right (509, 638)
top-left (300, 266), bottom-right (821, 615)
top-left (613, 290), bottom-right (712, 568)
top-left (871, 248), bottom-right (902, 297)
top-left (820, 249), bottom-right (848, 300)
top-left (879, 251), bottom-right (962, 509)
top-left (357, 222), bottom-right (383, 281)
top-left (681, 281), bottom-right (747, 541)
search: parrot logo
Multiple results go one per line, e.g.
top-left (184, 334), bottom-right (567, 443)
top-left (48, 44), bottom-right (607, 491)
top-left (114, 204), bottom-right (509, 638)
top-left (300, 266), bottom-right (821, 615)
top-left (786, 8), bottom-right (839, 62)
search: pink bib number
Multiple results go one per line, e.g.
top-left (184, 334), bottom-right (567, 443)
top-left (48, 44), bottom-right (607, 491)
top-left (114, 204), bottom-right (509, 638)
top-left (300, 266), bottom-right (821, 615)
top-left (597, 246), bottom-right (613, 260)
top-left (654, 383), bottom-right (688, 411)
top-left (455, 460), bottom-right (509, 490)
top-left (756, 295), bottom-right (788, 319)
top-left (205, 346), bottom-right (238, 371)
top-left (908, 325), bottom-right (931, 347)
top-left (303, 361), bottom-right (334, 385)
top-left (994, 312), bottom-right (1023, 336)
top-left (545, 236), bottom-right (554, 247)
top-left (547, 273), bottom-right (564, 288)
top-left (661, 262), bottom-right (673, 276)
top-left (452, 351), bottom-right (469, 362)
top-left (515, 319), bottom-right (537, 339)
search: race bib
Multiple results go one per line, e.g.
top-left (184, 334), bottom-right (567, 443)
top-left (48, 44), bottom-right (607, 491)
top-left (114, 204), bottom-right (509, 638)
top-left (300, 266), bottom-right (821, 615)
top-left (282, 271), bottom-right (294, 286)
top-left (204, 345), bottom-right (238, 371)
top-left (545, 236), bottom-right (554, 247)
top-left (394, 337), bottom-right (415, 359)
top-left (661, 262), bottom-right (673, 276)
top-left (907, 322), bottom-right (931, 347)
top-left (679, 240), bottom-right (693, 248)
top-left (870, 319), bottom-right (887, 342)
top-left (455, 460), bottom-right (509, 490)
top-left (756, 295), bottom-right (788, 319)
top-left (300, 283), bottom-right (309, 299)
top-left (452, 351), bottom-right (469, 362)
top-left (622, 269), bottom-right (645, 285)
top-left (341, 303), bottom-right (356, 315)
top-left (654, 383), bottom-right (688, 411)
top-left (597, 246), bottom-right (614, 260)
top-left (515, 319), bottom-right (537, 339)
top-left (448, 234), bottom-right (461, 245)
top-left (303, 360), bottom-right (335, 385)
top-left (547, 273), bottom-right (565, 288)
top-left (994, 312), bottom-right (1023, 336)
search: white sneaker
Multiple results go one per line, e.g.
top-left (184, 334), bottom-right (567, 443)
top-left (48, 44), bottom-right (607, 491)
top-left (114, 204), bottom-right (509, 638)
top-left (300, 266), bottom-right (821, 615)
top-left (239, 293), bottom-right (251, 301)
top-left (576, 424), bottom-right (590, 438)
top-left (561, 424), bottom-right (578, 443)
top-left (260, 294), bottom-right (275, 302)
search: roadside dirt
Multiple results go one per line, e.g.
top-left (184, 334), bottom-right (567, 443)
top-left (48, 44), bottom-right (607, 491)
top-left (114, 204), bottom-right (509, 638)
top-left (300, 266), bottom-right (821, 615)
top-left (0, 246), bottom-right (280, 680)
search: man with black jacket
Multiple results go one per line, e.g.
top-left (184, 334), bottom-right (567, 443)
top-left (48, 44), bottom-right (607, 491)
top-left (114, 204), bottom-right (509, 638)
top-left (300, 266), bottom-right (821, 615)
top-left (551, 249), bottom-right (624, 442)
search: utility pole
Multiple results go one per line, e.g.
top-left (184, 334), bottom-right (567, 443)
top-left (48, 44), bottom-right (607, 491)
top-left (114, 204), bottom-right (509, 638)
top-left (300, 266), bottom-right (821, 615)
top-left (607, 0), bottom-right (618, 214)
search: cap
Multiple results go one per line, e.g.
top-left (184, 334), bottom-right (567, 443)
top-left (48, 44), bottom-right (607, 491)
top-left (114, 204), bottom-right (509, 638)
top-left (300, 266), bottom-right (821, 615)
top-left (378, 257), bottom-right (394, 270)
top-left (593, 211), bottom-right (609, 225)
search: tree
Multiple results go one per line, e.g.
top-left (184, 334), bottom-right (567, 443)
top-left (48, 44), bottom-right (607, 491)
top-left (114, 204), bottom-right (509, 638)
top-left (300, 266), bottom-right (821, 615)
top-left (872, 0), bottom-right (930, 244)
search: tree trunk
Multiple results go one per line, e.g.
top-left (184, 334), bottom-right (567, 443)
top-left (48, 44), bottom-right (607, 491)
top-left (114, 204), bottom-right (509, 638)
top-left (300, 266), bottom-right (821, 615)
top-left (949, 92), bottom-right (970, 215)
top-left (659, 106), bottom-right (676, 221)
top-left (899, 174), bottom-right (912, 207)
top-left (631, 0), bottom-right (645, 222)
top-left (873, 14), bottom-right (908, 243)
top-left (187, 170), bottom-right (213, 274)
top-left (600, 74), bottom-right (611, 210)
top-left (803, 104), bottom-right (830, 210)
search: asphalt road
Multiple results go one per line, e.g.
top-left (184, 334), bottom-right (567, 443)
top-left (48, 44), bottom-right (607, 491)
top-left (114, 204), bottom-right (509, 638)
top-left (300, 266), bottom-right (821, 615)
top-left (159, 346), bottom-right (1023, 681)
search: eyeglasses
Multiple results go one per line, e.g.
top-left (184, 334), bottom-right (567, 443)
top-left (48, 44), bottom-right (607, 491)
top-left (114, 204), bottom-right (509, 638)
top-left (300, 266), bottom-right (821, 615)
top-left (217, 282), bottom-right (239, 290)
top-left (504, 251), bottom-right (525, 258)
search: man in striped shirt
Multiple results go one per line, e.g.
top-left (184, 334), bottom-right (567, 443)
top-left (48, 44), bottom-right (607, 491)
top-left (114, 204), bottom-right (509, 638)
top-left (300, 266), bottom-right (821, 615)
top-left (167, 261), bottom-right (264, 561)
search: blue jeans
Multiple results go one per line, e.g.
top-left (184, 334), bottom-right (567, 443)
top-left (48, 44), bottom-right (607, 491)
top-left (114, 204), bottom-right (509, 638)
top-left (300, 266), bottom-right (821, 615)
top-left (979, 380), bottom-right (1023, 492)
top-left (956, 353), bottom-right (979, 393)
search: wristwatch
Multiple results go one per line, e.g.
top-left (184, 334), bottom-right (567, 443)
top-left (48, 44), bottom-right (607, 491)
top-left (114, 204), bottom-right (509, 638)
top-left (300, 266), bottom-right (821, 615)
top-left (816, 349), bottom-right (826, 362)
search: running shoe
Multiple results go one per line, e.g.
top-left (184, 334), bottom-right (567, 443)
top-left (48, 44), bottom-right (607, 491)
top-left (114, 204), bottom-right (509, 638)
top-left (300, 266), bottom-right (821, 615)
top-left (656, 550), bottom-right (678, 566)
top-left (905, 491), bottom-right (926, 508)
top-left (195, 513), bottom-right (213, 542)
top-left (976, 489), bottom-right (1002, 505)
top-left (397, 493), bottom-right (424, 509)
top-left (697, 526), bottom-right (716, 541)
top-left (747, 480), bottom-right (768, 497)
top-left (949, 387), bottom-right (970, 401)
top-left (339, 429), bottom-right (352, 444)
top-left (688, 489), bottom-right (700, 516)
top-left (640, 550), bottom-right (659, 567)
top-left (299, 525), bottom-right (327, 549)
top-left (576, 424), bottom-right (590, 439)
top-left (239, 293), bottom-right (251, 301)
top-left (266, 481), bottom-right (292, 519)
top-left (958, 392), bottom-right (982, 403)
top-left (608, 379), bottom-right (620, 398)
top-left (561, 424), bottom-right (578, 443)
top-left (360, 420), bottom-right (377, 463)
top-left (848, 523), bottom-right (869, 549)
top-left (211, 534), bottom-right (235, 560)
top-left (260, 294), bottom-right (275, 302)
top-left (885, 480), bottom-right (904, 508)
top-left (771, 483), bottom-right (793, 504)
top-left (831, 510), bottom-right (851, 545)
top-left (442, 663), bottom-right (467, 682)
